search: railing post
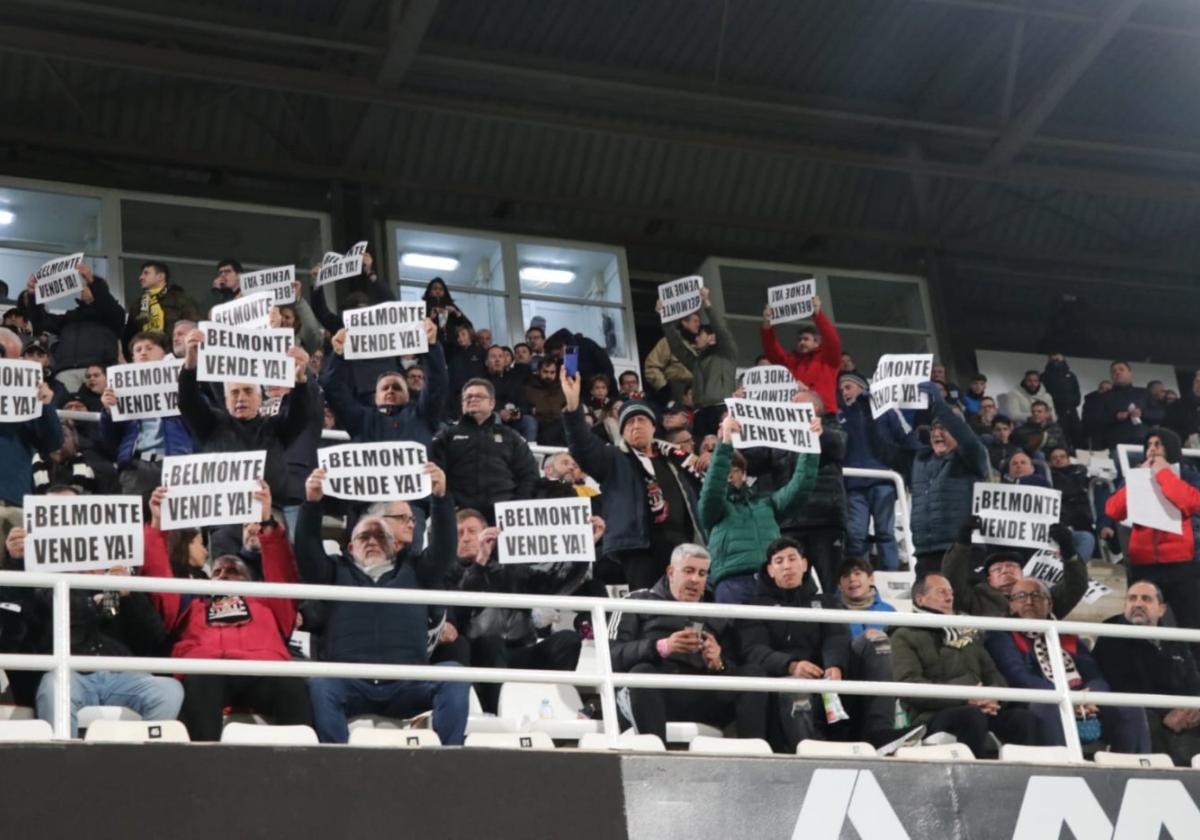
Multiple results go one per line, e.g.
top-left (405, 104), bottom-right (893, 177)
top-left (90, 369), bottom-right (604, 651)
top-left (590, 604), bottom-right (621, 745)
top-left (892, 473), bottom-right (916, 565)
top-left (1044, 625), bottom-right (1084, 762)
top-left (51, 579), bottom-right (72, 740)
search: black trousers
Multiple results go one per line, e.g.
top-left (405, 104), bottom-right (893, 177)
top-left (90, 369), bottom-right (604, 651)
top-left (914, 550), bottom-right (944, 578)
top-left (784, 527), bottom-right (843, 591)
top-left (180, 674), bottom-right (313, 742)
top-left (613, 549), bottom-right (671, 592)
top-left (470, 630), bottom-right (582, 713)
top-left (627, 661), bottom-right (768, 744)
top-left (925, 704), bottom-right (1040, 757)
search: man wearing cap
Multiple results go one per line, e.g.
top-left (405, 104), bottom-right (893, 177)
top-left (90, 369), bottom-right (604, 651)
top-left (562, 368), bottom-right (703, 591)
top-left (942, 515), bottom-right (1088, 618)
top-left (839, 370), bottom-right (904, 571)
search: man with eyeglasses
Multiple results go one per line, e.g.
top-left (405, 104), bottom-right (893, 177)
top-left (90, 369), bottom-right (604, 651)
top-left (295, 461), bottom-right (469, 745)
top-left (433, 377), bottom-right (538, 521)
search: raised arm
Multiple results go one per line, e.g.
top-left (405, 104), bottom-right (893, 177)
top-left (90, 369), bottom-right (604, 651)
top-left (295, 471), bottom-right (337, 584)
top-left (257, 519), bottom-right (299, 637)
top-left (292, 293), bottom-right (324, 354)
top-left (178, 330), bottom-right (220, 442)
top-left (418, 336), bottom-right (449, 429)
top-left (813, 307), bottom-right (841, 365)
top-left (414, 467), bottom-right (455, 588)
top-left (698, 441), bottom-right (733, 531)
top-left (320, 347), bottom-right (368, 433)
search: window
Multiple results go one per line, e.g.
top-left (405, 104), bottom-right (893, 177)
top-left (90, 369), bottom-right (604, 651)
top-left (0, 186), bottom-right (103, 304)
top-left (518, 242), bottom-right (629, 360)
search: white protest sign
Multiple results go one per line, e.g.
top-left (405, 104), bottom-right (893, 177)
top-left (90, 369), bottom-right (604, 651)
top-left (160, 451), bottom-right (266, 530)
top-left (22, 495), bottom-right (144, 572)
top-left (725, 398), bottom-right (820, 453)
top-left (1082, 579), bottom-right (1113, 605)
top-left (869, 353), bottom-right (933, 419)
top-left (343, 301), bottom-right (429, 360)
top-left (0, 359), bottom-right (43, 422)
top-left (1125, 467), bottom-right (1183, 534)
top-left (767, 278), bottom-right (815, 325)
top-left (315, 241), bottom-right (368, 288)
top-left (210, 291), bottom-right (273, 330)
top-left (34, 252), bottom-right (84, 304)
top-left (239, 265), bottom-right (296, 304)
top-left (971, 484), bottom-right (1062, 550)
top-left (318, 441), bottom-right (431, 501)
top-left (1023, 549), bottom-right (1064, 585)
top-left (494, 497), bottom-right (595, 565)
top-left (740, 365), bottom-right (799, 403)
top-left (657, 275), bottom-right (703, 323)
top-left (196, 321), bottom-right (295, 388)
top-left (107, 357), bottom-right (183, 422)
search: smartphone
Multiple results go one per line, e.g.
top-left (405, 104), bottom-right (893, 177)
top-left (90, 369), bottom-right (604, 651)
top-left (688, 621), bottom-right (704, 636)
top-left (564, 345), bottom-right (580, 378)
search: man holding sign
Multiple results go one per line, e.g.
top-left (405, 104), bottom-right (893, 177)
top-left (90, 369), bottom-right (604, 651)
top-left (659, 286), bottom-right (738, 438)
top-left (760, 292), bottom-right (841, 416)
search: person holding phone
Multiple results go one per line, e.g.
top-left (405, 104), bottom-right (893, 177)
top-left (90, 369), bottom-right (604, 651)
top-left (658, 287), bottom-right (738, 439)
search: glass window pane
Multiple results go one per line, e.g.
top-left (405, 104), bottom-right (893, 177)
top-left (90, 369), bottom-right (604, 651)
top-left (717, 266), bottom-right (815, 318)
top-left (828, 275), bottom-right (927, 331)
top-left (838, 328), bottom-right (932, 377)
top-left (516, 243), bottom-right (623, 304)
top-left (521, 299), bottom-right (627, 360)
top-left (393, 227), bottom-right (504, 292)
top-left (0, 249), bottom-right (107, 310)
top-left (398, 284), bottom-right (508, 346)
top-left (724, 316), bottom-right (770, 368)
top-left (0, 186), bottom-right (103, 253)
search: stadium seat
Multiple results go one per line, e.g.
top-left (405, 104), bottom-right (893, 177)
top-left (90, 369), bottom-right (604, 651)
top-left (464, 731), bottom-right (556, 750)
top-left (999, 744), bottom-right (1074, 764)
top-left (0, 705), bottom-right (34, 721)
top-left (84, 720), bottom-right (189, 743)
top-left (497, 682), bottom-right (602, 741)
top-left (0, 719), bottom-right (53, 742)
top-left (78, 705), bottom-right (143, 730)
top-left (348, 728), bottom-right (442, 748)
top-left (1092, 751), bottom-right (1173, 769)
top-left (688, 735), bottom-right (772, 755)
top-left (466, 686), bottom-right (519, 734)
top-left (575, 640), bottom-right (597, 674)
top-left (664, 721), bottom-right (723, 745)
top-left (1192, 754), bottom-right (1200, 769)
top-left (796, 740), bottom-right (878, 758)
top-left (577, 732), bottom-right (666, 752)
top-left (348, 712), bottom-right (430, 731)
top-left (895, 743), bottom-right (976, 761)
top-left (219, 722), bottom-right (319, 745)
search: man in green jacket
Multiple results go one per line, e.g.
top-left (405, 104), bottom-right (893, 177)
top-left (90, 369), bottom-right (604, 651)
top-left (658, 287), bottom-right (738, 439)
top-left (699, 414), bottom-right (819, 603)
top-left (891, 573), bottom-right (1041, 757)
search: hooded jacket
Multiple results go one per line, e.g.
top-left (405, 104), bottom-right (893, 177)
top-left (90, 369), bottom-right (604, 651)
top-left (662, 306), bottom-right (738, 408)
top-left (432, 412), bottom-right (538, 518)
top-left (739, 565), bottom-right (850, 676)
top-left (890, 617), bottom-right (1008, 724)
top-left (760, 311), bottom-right (841, 416)
top-left (999, 381), bottom-right (1056, 424)
top-left (698, 441), bottom-right (817, 583)
top-left (608, 576), bottom-right (738, 673)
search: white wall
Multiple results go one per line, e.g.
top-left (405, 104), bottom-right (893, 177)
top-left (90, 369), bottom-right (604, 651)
top-left (974, 349), bottom-right (1178, 407)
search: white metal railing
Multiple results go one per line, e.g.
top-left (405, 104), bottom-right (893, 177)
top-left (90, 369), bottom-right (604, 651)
top-left (844, 467), bottom-right (915, 564)
top-left (3, 570), bottom-right (1199, 760)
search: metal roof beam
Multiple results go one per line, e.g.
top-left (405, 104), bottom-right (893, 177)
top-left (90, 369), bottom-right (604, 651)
top-left (906, 0), bottom-right (1199, 39)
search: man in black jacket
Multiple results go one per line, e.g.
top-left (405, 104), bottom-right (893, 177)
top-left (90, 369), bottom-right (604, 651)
top-left (483, 345), bottom-right (537, 442)
top-left (433, 378), bottom-right (538, 521)
top-left (1048, 446), bottom-right (1097, 560)
top-left (1042, 353), bottom-right (1082, 449)
top-left (609, 544), bottom-right (767, 744)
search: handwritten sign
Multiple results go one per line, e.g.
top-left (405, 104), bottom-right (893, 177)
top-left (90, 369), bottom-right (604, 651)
top-left (657, 275), bottom-right (703, 323)
top-left (767, 279), bottom-right (815, 325)
top-left (495, 497), bottom-right (594, 564)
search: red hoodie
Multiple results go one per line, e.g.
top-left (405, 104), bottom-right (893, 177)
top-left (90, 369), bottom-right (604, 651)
top-left (143, 523), bottom-right (298, 661)
top-left (760, 310), bottom-right (842, 413)
top-left (1105, 468), bottom-right (1200, 566)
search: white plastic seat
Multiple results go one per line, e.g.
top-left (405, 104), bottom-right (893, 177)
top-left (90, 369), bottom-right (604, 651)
top-left (895, 743), bottom-right (976, 761)
top-left (689, 735), bottom-right (772, 755)
top-left (219, 722), bottom-right (319, 745)
top-left (1093, 751), bottom-right (1173, 769)
top-left (466, 686), bottom-right (519, 734)
top-left (999, 744), bottom-right (1073, 764)
top-left (84, 719), bottom-right (190, 743)
top-left (0, 719), bottom-right (53, 742)
top-left (1192, 754), bottom-right (1200, 769)
top-left (348, 727), bottom-right (441, 748)
top-left (577, 732), bottom-right (665, 752)
top-left (0, 705), bottom-right (34, 721)
top-left (223, 711), bottom-right (272, 726)
top-left (574, 640), bottom-right (597, 674)
top-left (497, 682), bottom-right (601, 741)
top-left (665, 721), bottom-right (723, 744)
top-left (464, 731), bottom-right (555, 750)
top-left (797, 739), bottom-right (878, 758)
top-left (78, 705), bottom-right (143, 730)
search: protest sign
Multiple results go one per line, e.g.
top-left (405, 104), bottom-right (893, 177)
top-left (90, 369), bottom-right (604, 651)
top-left (318, 441), bottom-right (431, 501)
top-left (315, 241), bottom-right (368, 288)
top-left (971, 484), bottom-right (1062, 550)
top-left (107, 357), bottom-right (183, 421)
top-left (1082, 579), bottom-right (1114, 605)
top-left (22, 494), bottom-right (144, 572)
top-left (1125, 467), bottom-right (1183, 534)
top-left (657, 275), bottom-right (703, 323)
top-left (0, 359), bottom-right (43, 422)
top-left (767, 278), bottom-right (815, 325)
top-left (34, 252), bottom-right (84, 304)
top-left (739, 365), bottom-right (799, 403)
top-left (210, 291), bottom-right (273, 330)
top-left (1023, 549), bottom-right (1113, 606)
top-left (161, 451), bottom-right (265, 529)
top-left (239, 265), bottom-right (296, 304)
top-left (869, 353), bottom-right (933, 419)
top-left (343, 301), bottom-right (429, 360)
top-left (725, 398), bottom-right (819, 454)
top-left (494, 497), bottom-right (595, 564)
top-left (196, 321), bottom-right (295, 388)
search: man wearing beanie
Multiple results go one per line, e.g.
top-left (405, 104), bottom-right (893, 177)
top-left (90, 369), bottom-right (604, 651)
top-left (1105, 427), bottom-right (1200, 631)
top-left (561, 369), bottom-right (703, 591)
top-left (942, 515), bottom-right (1088, 618)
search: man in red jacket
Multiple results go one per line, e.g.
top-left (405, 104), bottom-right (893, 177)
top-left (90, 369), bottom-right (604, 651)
top-left (760, 295), bottom-right (842, 416)
top-left (144, 482), bottom-right (312, 741)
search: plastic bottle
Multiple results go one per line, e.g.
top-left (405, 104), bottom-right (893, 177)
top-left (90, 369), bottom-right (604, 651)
top-left (539, 698), bottom-right (554, 720)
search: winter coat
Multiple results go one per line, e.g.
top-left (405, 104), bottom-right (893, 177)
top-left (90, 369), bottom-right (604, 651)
top-left (642, 336), bottom-right (692, 392)
top-left (698, 441), bottom-right (817, 583)
top-left (295, 495), bottom-right (454, 665)
top-left (999, 382), bottom-right (1056, 424)
top-left (22, 277), bottom-right (125, 371)
top-left (941, 542), bottom-right (1088, 619)
top-left (609, 576), bottom-right (739, 673)
top-left (985, 631), bottom-right (1102, 691)
top-left (444, 343), bottom-right (486, 419)
top-left (891, 620), bottom-right (1007, 724)
top-left (1093, 614), bottom-right (1200, 697)
top-left (526, 377), bottom-right (567, 445)
top-left (547, 328), bottom-right (615, 389)
top-left (28, 587), bottom-right (167, 660)
top-left (744, 424), bottom-right (847, 532)
top-left (760, 311), bottom-right (841, 415)
top-left (1085, 384), bottom-right (1148, 449)
top-left (0, 406), bottom-right (63, 505)
top-left (1051, 464), bottom-right (1095, 531)
top-left (1041, 360), bottom-right (1081, 420)
top-left (101, 414), bottom-right (194, 467)
top-left (663, 306), bottom-right (738, 408)
top-left (739, 568), bottom-right (851, 676)
top-left (310, 276), bottom-right (398, 404)
top-left (143, 522), bottom-right (297, 661)
top-left (432, 413), bottom-right (538, 518)
top-left (122, 283), bottom-right (200, 353)
top-left (486, 368), bottom-right (531, 415)
top-left (1105, 465), bottom-right (1200, 569)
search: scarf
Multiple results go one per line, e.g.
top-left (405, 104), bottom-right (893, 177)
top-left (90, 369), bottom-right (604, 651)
top-left (1016, 632), bottom-right (1082, 688)
top-left (841, 589), bottom-right (876, 611)
top-left (630, 440), bottom-right (703, 525)
top-left (140, 286), bottom-right (165, 333)
top-left (916, 605), bottom-right (976, 648)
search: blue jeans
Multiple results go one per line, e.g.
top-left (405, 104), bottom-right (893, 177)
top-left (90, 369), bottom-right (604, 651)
top-left (845, 484), bottom-right (899, 571)
top-left (282, 504), bottom-right (301, 540)
top-left (714, 574), bottom-right (758, 605)
top-left (509, 414), bottom-right (538, 443)
top-left (36, 671), bottom-right (184, 738)
top-left (1072, 530), bottom-right (1096, 561)
top-left (308, 661), bottom-right (469, 745)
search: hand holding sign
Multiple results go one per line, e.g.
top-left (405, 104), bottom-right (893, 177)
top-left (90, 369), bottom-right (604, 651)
top-left (766, 278), bottom-right (816, 325)
top-left (305, 467), bottom-right (326, 502)
top-left (427, 462), bottom-right (447, 498)
top-left (149, 486), bottom-right (166, 529)
top-left (5, 527), bottom-right (24, 561)
top-left (475, 526), bottom-right (500, 566)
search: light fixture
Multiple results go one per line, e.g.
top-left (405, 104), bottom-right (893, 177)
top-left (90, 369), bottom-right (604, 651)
top-left (0, 211), bottom-right (14, 225)
top-left (401, 252), bottom-right (459, 271)
top-left (520, 266), bottom-right (575, 284)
